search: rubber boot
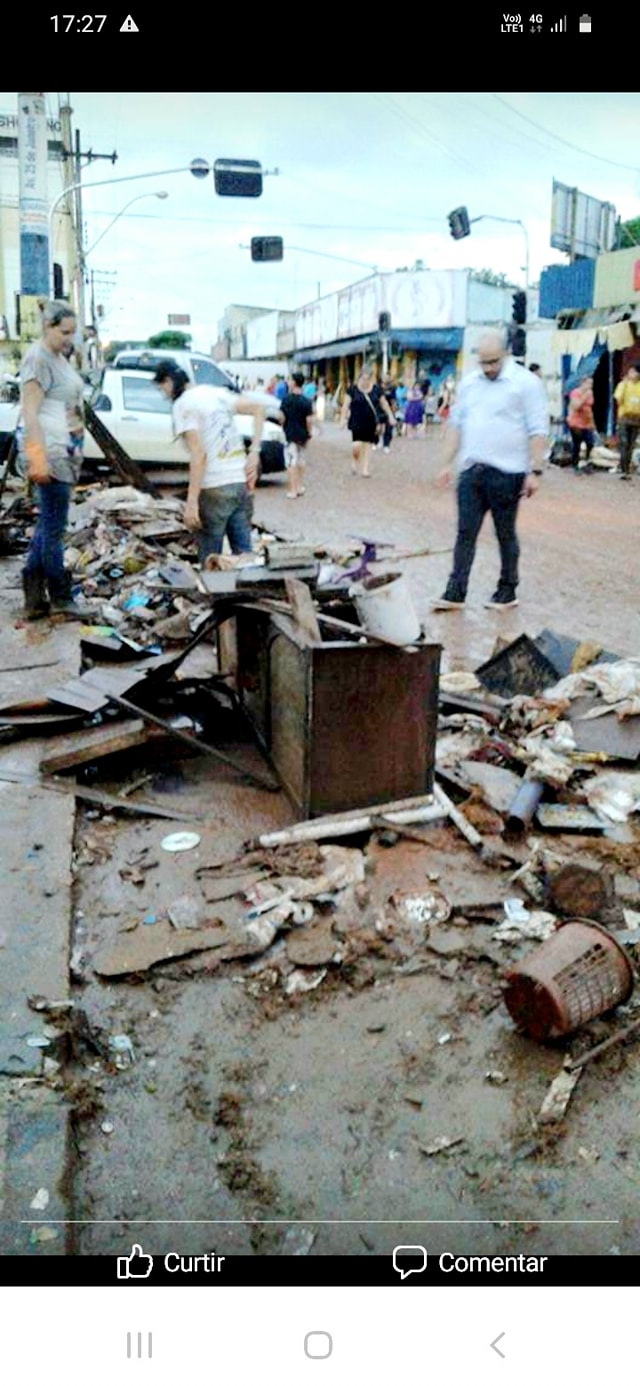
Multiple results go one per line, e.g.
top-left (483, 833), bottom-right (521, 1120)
top-left (22, 569), bottom-right (50, 620)
top-left (48, 572), bottom-right (93, 621)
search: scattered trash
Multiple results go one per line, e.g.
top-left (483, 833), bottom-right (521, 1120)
top-left (30, 1226), bottom-right (60, 1244)
top-left (484, 1071), bottom-right (508, 1085)
top-left (280, 1226), bottom-right (318, 1255)
top-left (101, 1120), bottom-right (115, 1135)
top-left (539, 1066), bottom-right (582, 1124)
top-left (161, 832), bottom-right (202, 853)
top-left (29, 1188), bottom-right (49, 1211)
top-left (419, 1136), bottom-right (465, 1156)
top-left (285, 968), bottom-right (327, 995)
top-left (504, 919), bottom-right (634, 1040)
top-left (109, 1034), bottom-right (136, 1068)
top-left (390, 888), bottom-right (451, 928)
top-left (26, 1035), bottom-right (51, 1049)
top-left (438, 1032), bottom-right (452, 1045)
top-left (493, 910), bottom-right (557, 943)
top-left (578, 1146), bottom-right (600, 1163)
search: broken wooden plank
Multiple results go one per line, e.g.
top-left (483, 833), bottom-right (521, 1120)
top-left (39, 718), bottom-right (160, 775)
top-left (83, 401), bottom-right (159, 494)
top-left (0, 769), bottom-right (206, 821)
top-left (284, 577), bottom-right (322, 644)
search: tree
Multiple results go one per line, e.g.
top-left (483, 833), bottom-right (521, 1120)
top-left (147, 330), bottom-right (192, 349)
top-left (618, 217), bottom-right (640, 248)
top-left (103, 338), bottom-right (147, 362)
top-left (467, 268), bottom-right (518, 287)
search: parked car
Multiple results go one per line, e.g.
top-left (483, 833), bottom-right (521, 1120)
top-left (111, 349), bottom-right (284, 423)
top-left (84, 368), bottom-right (286, 479)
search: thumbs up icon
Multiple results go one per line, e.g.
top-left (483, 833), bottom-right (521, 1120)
top-left (117, 1244), bottom-right (154, 1280)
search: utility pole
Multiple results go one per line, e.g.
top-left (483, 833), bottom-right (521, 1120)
top-left (55, 96), bottom-right (117, 324)
top-left (59, 104), bottom-right (79, 312)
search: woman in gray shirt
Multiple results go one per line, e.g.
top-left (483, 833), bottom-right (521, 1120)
top-left (20, 300), bottom-right (88, 618)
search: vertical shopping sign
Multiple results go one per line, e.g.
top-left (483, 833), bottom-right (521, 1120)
top-left (18, 93), bottom-right (49, 295)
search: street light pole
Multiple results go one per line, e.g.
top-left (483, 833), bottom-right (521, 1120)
top-left (48, 164), bottom-right (197, 298)
top-left (83, 191), bottom-right (169, 260)
top-left (469, 214), bottom-right (530, 289)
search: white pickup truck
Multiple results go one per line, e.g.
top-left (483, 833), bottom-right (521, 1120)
top-left (0, 366), bottom-right (287, 481)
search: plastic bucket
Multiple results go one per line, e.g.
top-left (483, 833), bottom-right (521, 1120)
top-left (503, 918), bottom-right (634, 1041)
top-left (351, 572), bottom-right (421, 646)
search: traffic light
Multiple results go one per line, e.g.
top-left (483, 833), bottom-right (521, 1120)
top-left (510, 326), bottom-right (526, 358)
top-left (378, 311), bottom-right (391, 333)
top-left (250, 237), bottom-right (283, 262)
top-left (214, 158), bottom-right (262, 197)
top-left (447, 206), bottom-right (470, 240)
top-left (512, 290), bottom-right (527, 324)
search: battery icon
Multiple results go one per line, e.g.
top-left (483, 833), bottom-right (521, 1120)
top-left (579, 12), bottom-right (592, 29)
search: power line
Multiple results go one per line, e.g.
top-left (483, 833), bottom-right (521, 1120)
top-left (492, 94), bottom-right (640, 172)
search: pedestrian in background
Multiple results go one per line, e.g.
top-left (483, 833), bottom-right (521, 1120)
top-left (395, 380), bottom-right (408, 433)
top-left (614, 363), bottom-right (640, 480)
top-left (19, 299), bottom-right (90, 619)
top-left (280, 371), bottom-right (313, 499)
top-left (154, 359), bottom-right (263, 562)
top-left (372, 375), bottom-right (397, 453)
top-left (433, 328), bottom-right (548, 611)
top-left (340, 366), bottom-right (382, 477)
top-left (404, 382), bottom-right (424, 437)
top-left (566, 374), bottom-right (596, 471)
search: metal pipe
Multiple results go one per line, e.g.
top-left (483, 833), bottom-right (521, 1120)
top-left (505, 780), bottom-right (545, 834)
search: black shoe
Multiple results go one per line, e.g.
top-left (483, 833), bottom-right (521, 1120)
top-left (22, 570), bottom-right (50, 619)
top-left (484, 589), bottom-right (519, 610)
top-left (429, 590), bottom-right (465, 612)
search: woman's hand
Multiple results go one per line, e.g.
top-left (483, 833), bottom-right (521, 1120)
top-left (25, 441), bottom-right (50, 484)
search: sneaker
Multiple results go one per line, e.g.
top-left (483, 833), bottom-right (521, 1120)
top-left (484, 590), bottom-right (519, 610)
top-left (383, 446), bottom-right (390, 453)
top-left (432, 593), bottom-right (465, 611)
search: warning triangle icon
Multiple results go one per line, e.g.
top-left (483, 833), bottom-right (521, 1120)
top-left (120, 14), bottom-right (139, 29)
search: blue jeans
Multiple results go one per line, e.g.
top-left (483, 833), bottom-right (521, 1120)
top-left (447, 464), bottom-right (525, 599)
top-left (23, 479), bottom-right (72, 600)
top-left (197, 483), bottom-right (253, 562)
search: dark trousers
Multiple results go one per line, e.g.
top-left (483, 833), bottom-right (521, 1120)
top-left (447, 464), bottom-right (525, 599)
top-left (569, 427), bottom-right (595, 466)
top-left (23, 479), bottom-right (72, 600)
top-left (617, 420), bottom-right (640, 475)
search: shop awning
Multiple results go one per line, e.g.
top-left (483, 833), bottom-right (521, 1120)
top-left (294, 326), bottom-right (463, 363)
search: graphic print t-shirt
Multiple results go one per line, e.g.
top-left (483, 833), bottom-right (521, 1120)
top-left (172, 385), bottom-right (247, 488)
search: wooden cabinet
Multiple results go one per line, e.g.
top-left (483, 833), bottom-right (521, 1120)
top-left (234, 608), bottom-right (441, 818)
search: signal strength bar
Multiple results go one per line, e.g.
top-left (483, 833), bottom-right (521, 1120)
top-left (550, 14), bottom-right (567, 27)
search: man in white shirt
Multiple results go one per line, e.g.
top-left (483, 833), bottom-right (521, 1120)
top-left (154, 361), bottom-right (264, 563)
top-left (433, 329), bottom-right (548, 610)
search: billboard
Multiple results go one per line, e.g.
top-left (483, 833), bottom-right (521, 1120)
top-left (550, 180), bottom-right (617, 259)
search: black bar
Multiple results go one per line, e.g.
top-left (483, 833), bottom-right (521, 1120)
top-left (0, 1254), bottom-right (636, 1288)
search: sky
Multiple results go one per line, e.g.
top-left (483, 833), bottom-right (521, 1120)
top-left (4, 91), bottom-right (640, 351)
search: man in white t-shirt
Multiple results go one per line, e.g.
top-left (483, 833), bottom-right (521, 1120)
top-left (153, 360), bottom-right (264, 562)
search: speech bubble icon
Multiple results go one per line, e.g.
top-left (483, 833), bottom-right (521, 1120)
top-left (392, 1244), bottom-right (427, 1279)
